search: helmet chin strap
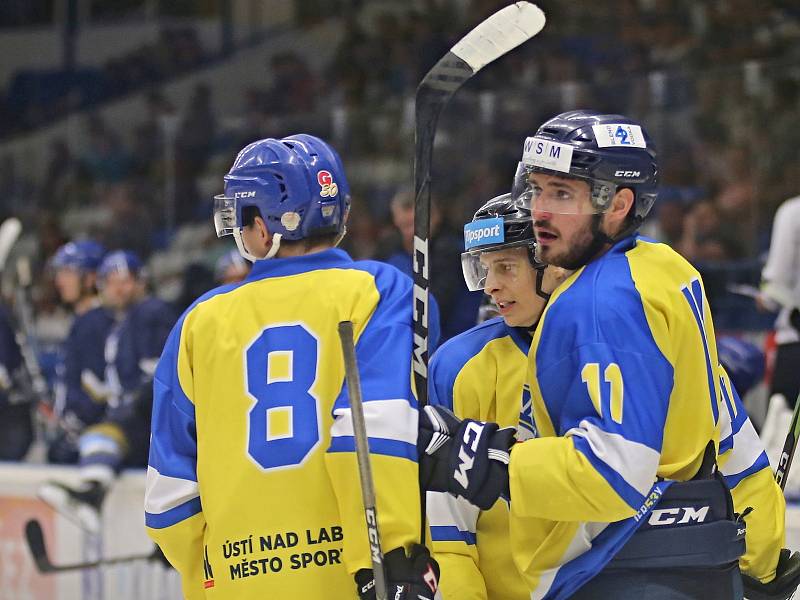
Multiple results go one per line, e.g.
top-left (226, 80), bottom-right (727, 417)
top-left (233, 230), bottom-right (282, 262)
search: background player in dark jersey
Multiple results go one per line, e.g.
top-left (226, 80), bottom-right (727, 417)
top-left (47, 239), bottom-right (113, 464)
top-left (40, 250), bottom-right (177, 533)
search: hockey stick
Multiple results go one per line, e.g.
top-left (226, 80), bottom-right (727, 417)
top-left (774, 391), bottom-right (800, 490)
top-left (412, 1), bottom-right (546, 543)
top-left (12, 257), bottom-right (59, 425)
top-left (0, 217), bottom-right (21, 272)
top-left (338, 321), bottom-right (388, 600)
top-left (25, 519), bottom-right (160, 573)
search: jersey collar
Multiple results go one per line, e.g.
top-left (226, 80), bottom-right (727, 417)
top-left (246, 248), bottom-right (353, 281)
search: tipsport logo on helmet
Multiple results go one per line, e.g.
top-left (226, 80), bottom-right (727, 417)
top-left (317, 170), bottom-right (338, 198)
top-left (464, 218), bottom-right (504, 250)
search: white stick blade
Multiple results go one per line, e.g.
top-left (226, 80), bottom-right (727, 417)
top-left (0, 217), bottom-right (22, 271)
top-left (451, 2), bottom-right (546, 72)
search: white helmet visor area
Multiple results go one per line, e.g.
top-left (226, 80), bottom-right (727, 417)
top-left (512, 162), bottom-right (615, 216)
top-left (213, 194), bottom-right (240, 238)
top-left (461, 242), bottom-right (532, 292)
top-left (461, 250), bottom-right (488, 292)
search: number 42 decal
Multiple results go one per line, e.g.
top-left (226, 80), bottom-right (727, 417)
top-left (581, 362), bottom-right (624, 424)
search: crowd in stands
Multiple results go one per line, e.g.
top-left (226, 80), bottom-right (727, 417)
top-left (0, 0), bottom-right (796, 461)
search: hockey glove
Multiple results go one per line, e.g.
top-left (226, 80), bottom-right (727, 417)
top-left (355, 544), bottom-right (439, 600)
top-left (418, 405), bottom-right (515, 510)
top-left (742, 548), bottom-right (800, 600)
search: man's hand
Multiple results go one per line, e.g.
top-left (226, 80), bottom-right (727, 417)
top-left (355, 544), bottom-right (439, 600)
top-left (418, 405), bottom-right (515, 510)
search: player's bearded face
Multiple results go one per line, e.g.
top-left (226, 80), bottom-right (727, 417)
top-left (480, 247), bottom-right (545, 327)
top-left (529, 174), bottom-right (597, 269)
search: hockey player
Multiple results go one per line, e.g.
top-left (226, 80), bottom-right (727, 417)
top-left (427, 193), bottom-right (569, 600)
top-left (418, 111), bottom-right (767, 599)
top-left (430, 196), bottom-right (793, 599)
top-left (40, 250), bottom-right (177, 532)
top-left (47, 240), bottom-right (113, 464)
top-left (145, 134), bottom-right (439, 600)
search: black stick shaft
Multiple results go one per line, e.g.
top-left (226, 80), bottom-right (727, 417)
top-left (775, 392), bottom-right (800, 490)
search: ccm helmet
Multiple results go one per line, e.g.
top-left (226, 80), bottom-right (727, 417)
top-left (214, 134), bottom-right (350, 261)
top-left (461, 193), bottom-right (549, 299)
top-left (512, 110), bottom-right (658, 232)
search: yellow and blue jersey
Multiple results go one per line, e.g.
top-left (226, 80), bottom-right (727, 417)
top-left (718, 365), bottom-right (785, 582)
top-left (426, 317), bottom-right (533, 600)
top-left (145, 248), bottom-right (423, 600)
top-left (511, 236), bottom-right (732, 599)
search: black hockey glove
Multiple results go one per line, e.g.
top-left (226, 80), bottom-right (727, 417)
top-left (355, 544), bottom-right (439, 600)
top-left (418, 405), bottom-right (515, 510)
top-left (742, 549), bottom-right (800, 600)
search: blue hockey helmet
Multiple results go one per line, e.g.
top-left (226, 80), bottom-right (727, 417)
top-left (214, 134), bottom-right (351, 260)
top-left (98, 250), bottom-right (143, 280)
top-left (51, 240), bottom-right (106, 272)
top-left (717, 336), bottom-right (765, 397)
top-left (512, 110), bottom-right (658, 230)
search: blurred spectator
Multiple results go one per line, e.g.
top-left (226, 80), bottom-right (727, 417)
top-left (40, 139), bottom-right (79, 213)
top-left (677, 200), bottom-right (743, 262)
top-left (214, 249), bottom-right (251, 285)
top-left (0, 154), bottom-right (33, 220)
top-left (79, 115), bottom-right (132, 184)
top-left (174, 83), bottom-right (217, 222)
top-left (375, 188), bottom-right (474, 341)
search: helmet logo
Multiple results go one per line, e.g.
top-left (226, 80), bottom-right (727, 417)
top-left (592, 124), bottom-right (647, 148)
top-left (317, 170), bottom-right (339, 198)
top-left (464, 218), bottom-right (504, 250)
top-left (281, 212), bottom-right (302, 231)
top-left (234, 190), bottom-right (256, 199)
top-left (521, 137), bottom-right (573, 173)
top-left (614, 170), bottom-right (641, 178)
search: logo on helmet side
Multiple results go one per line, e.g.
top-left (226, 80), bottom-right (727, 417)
top-left (234, 191), bottom-right (256, 199)
top-left (317, 170), bottom-right (339, 198)
top-left (614, 170), bottom-right (641, 178)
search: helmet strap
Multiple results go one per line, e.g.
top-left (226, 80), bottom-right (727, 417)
top-left (526, 243), bottom-right (551, 301)
top-left (233, 230), bottom-right (283, 262)
top-left (534, 265), bottom-right (550, 301)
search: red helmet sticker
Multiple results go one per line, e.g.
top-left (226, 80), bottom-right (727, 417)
top-left (317, 170), bottom-right (338, 198)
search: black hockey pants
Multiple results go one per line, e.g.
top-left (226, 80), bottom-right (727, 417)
top-left (569, 475), bottom-right (745, 600)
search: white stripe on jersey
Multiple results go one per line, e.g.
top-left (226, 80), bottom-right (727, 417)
top-left (720, 418), bottom-right (765, 477)
top-left (567, 419), bottom-right (660, 497)
top-left (145, 466), bottom-right (200, 514)
top-left (427, 491), bottom-right (480, 534)
top-left (331, 399), bottom-right (417, 444)
top-left (530, 521), bottom-right (609, 600)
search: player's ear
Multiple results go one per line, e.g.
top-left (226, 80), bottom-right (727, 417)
top-left (605, 188), bottom-right (635, 232)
